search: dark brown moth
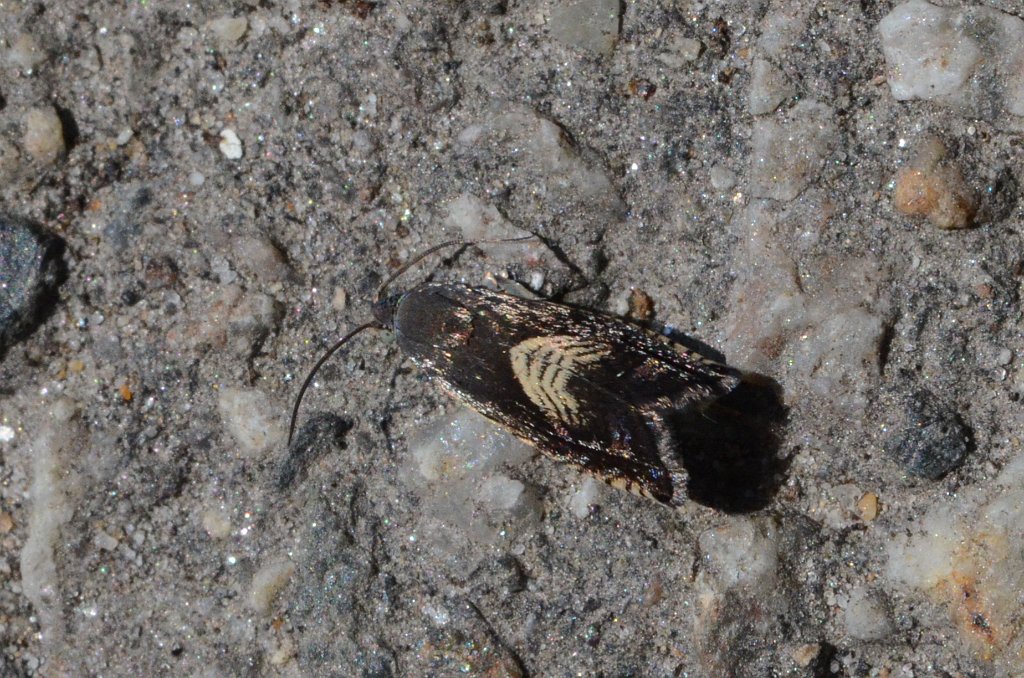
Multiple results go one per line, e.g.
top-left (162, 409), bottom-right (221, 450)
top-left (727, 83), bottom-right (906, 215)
top-left (290, 242), bottom-right (741, 508)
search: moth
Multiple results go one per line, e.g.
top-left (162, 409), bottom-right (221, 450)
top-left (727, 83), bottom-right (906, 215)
top-left (290, 240), bottom-right (741, 508)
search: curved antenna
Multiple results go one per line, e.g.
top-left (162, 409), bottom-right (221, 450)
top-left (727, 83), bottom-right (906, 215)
top-left (373, 235), bottom-right (535, 303)
top-left (288, 321), bottom-right (380, 445)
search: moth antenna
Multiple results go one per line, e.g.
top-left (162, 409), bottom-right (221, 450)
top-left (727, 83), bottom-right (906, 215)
top-left (373, 235), bottom-right (535, 303)
top-left (288, 321), bottom-right (380, 446)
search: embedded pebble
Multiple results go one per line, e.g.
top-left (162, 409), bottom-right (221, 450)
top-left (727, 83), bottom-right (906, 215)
top-left (444, 192), bottom-right (569, 284)
top-left (218, 387), bottom-right (284, 457)
top-left (747, 57), bottom-right (795, 115)
top-left (749, 100), bottom-right (837, 201)
top-left (708, 164), bottom-right (737, 191)
top-left (857, 492), bottom-right (880, 521)
top-left (698, 518), bottom-right (778, 590)
top-left (569, 477), bottom-right (601, 518)
top-left (248, 557), bottom-right (295, 615)
top-left (455, 110), bottom-right (624, 278)
top-left (94, 531), bottom-right (120, 552)
top-left (878, 0), bottom-right (1024, 119)
top-left (893, 137), bottom-right (976, 229)
top-left (6, 34), bottom-right (45, 70)
top-left (0, 512), bottom-right (13, 533)
top-left (548, 0), bottom-right (620, 56)
top-left (20, 399), bottom-right (81, 643)
top-left (724, 203), bottom-right (888, 413)
top-left (22, 107), bottom-right (65, 164)
top-left (840, 586), bottom-right (893, 641)
top-left (219, 128), bottom-right (244, 159)
top-left (883, 390), bottom-right (969, 480)
top-left (478, 475), bottom-right (526, 512)
top-left (235, 235), bottom-right (291, 285)
top-left (201, 507), bottom-right (232, 539)
top-left (331, 286), bottom-right (348, 311)
top-left (0, 215), bottom-right (64, 355)
top-left (407, 409), bottom-right (538, 576)
top-left (169, 284), bottom-right (283, 353)
top-left (206, 16), bottom-right (248, 46)
top-left (657, 34), bottom-right (703, 68)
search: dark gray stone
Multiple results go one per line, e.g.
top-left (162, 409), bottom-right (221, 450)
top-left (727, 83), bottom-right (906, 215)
top-left (0, 215), bottom-right (64, 357)
top-left (884, 390), bottom-right (971, 479)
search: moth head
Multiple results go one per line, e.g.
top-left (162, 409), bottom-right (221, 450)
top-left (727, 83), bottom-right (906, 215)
top-left (370, 293), bottom-right (401, 329)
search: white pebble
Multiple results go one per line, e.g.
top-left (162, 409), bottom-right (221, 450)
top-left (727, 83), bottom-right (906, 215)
top-left (218, 128), bottom-right (244, 159)
top-left (218, 387), bottom-right (283, 457)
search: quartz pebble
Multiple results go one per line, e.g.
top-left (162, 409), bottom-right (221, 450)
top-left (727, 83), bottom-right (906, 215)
top-left (750, 100), bottom-right (837, 201)
top-left (879, 0), bottom-right (1024, 119)
top-left (218, 128), bottom-right (243, 159)
top-left (747, 57), bottom-right (795, 115)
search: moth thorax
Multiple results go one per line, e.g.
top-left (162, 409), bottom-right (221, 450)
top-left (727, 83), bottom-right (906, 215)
top-left (391, 286), bottom-right (473, 349)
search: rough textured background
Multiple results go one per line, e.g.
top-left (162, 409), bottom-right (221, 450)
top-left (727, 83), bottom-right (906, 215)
top-left (1, 1), bottom-right (1023, 676)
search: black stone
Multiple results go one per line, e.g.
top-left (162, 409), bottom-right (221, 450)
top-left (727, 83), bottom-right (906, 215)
top-left (884, 390), bottom-right (971, 480)
top-left (0, 215), bottom-right (65, 358)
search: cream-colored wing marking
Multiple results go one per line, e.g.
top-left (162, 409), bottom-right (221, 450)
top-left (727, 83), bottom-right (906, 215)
top-left (509, 336), bottom-right (610, 427)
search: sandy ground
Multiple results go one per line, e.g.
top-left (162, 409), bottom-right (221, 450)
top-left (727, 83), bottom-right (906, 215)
top-left (2, 1), bottom-right (1024, 676)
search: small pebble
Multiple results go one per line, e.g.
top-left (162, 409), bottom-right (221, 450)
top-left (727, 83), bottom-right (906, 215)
top-left (22, 107), bottom-right (65, 164)
top-left (332, 287), bottom-right (348, 311)
top-left (790, 643), bottom-right (820, 667)
top-left (627, 288), bottom-right (655, 321)
top-left (202, 507), bottom-right (232, 539)
top-left (857, 492), bottom-right (880, 521)
top-left (219, 128), bottom-right (244, 160)
top-left (884, 390), bottom-right (970, 479)
top-left (94, 531), bottom-right (120, 551)
top-left (709, 163), bottom-right (737, 191)
top-left (0, 512), bottom-right (14, 533)
top-left (747, 57), bottom-right (795, 115)
top-left (893, 138), bottom-right (976, 230)
top-left (0, 215), bottom-right (64, 354)
top-left (7, 34), bottom-right (45, 70)
top-left (249, 558), bottom-right (296, 615)
top-left (207, 16), bottom-right (248, 46)
top-left (548, 0), bottom-right (620, 56)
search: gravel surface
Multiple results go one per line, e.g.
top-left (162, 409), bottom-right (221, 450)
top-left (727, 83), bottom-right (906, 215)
top-left (2, 2), bottom-right (1023, 676)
